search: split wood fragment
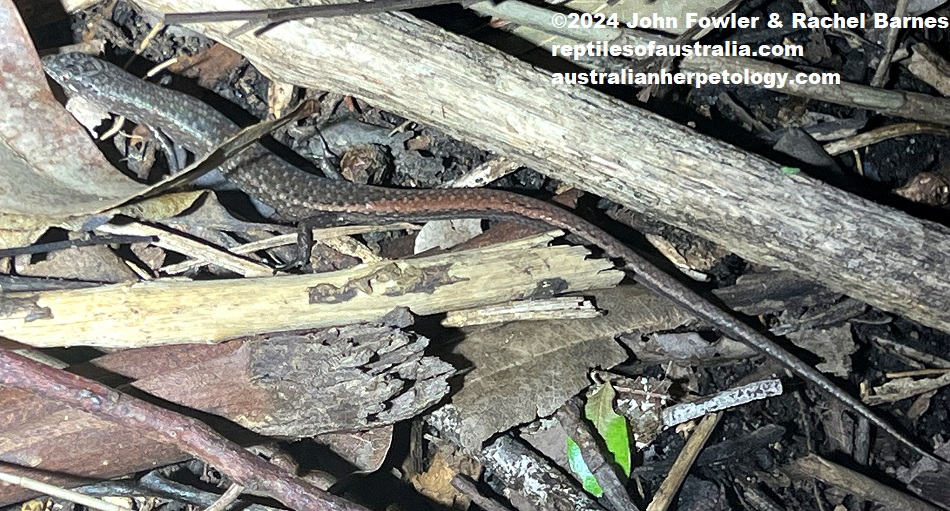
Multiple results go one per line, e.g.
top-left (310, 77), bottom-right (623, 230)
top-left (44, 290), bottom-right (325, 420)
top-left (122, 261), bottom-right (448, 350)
top-left (0, 231), bottom-right (620, 347)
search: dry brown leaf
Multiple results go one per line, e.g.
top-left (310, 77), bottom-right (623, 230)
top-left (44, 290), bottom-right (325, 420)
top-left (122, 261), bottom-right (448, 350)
top-left (0, 0), bottom-right (145, 247)
top-left (315, 426), bottom-right (394, 473)
top-left (450, 285), bottom-right (695, 449)
top-left (786, 323), bottom-right (856, 377)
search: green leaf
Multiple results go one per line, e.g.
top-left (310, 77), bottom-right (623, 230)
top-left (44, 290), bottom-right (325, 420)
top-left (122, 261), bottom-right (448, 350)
top-left (585, 383), bottom-right (632, 476)
top-left (566, 382), bottom-right (632, 497)
top-left (567, 437), bottom-right (603, 497)
top-left (781, 166), bottom-right (801, 175)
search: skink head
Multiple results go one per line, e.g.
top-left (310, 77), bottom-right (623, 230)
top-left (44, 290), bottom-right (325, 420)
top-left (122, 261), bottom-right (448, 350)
top-left (42, 52), bottom-right (114, 96)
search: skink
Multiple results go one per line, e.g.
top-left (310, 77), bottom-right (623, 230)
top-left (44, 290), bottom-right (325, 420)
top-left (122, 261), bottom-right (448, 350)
top-left (42, 52), bottom-right (932, 460)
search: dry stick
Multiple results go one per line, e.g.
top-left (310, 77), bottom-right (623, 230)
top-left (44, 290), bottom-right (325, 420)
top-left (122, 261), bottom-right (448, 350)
top-left (646, 413), bottom-right (722, 511)
top-left (0, 351), bottom-right (368, 511)
top-left (76, 473), bottom-right (281, 511)
top-left (202, 483), bottom-right (245, 511)
top-left (163, 0), bottom-right (468, 37)
top-left (888, 368), bottom-right (950, 378)
top-left (823, 122), bottom-right (950, 156)
top-left (870, 0), bottom-right (910, 87)
top-left (139, 471), bottom-right (281, 511)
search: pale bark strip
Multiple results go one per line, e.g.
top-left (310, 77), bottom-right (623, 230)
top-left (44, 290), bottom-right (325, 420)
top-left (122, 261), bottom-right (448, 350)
top-left (134, 0), bottom-right (950, 332)
top-left (0, 232), bottom-right (618, 347)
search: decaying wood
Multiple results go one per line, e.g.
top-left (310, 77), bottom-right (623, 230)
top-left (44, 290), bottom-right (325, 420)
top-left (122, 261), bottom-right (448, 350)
top-left (132, 0), bottom-right (950, 335)
top-left (0, 232), bottom-right (620, 347)
top-left (0, 324), bottom-right (451, 506)
top-left (710, 270), bottom-right (844, 316)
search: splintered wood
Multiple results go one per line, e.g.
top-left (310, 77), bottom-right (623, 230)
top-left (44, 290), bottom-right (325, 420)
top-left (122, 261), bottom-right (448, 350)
top-left (0, 232), bottom-right (621, 347)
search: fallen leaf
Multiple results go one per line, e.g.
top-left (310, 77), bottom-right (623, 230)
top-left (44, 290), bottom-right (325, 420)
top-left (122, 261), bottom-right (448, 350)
top-left (584, 383), bottom-right (631, 477)
top-left (451, 286), bottom-right (695, 449)
top-left (0, 0), bottom-right (144, 247)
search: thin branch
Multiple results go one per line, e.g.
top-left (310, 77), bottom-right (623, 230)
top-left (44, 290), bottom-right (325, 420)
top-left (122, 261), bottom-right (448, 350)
top-left (202, 483), bottom-right (245, 511)
top-left (163, 0), bottom-right (469, 37)
top-left (647, 413), bottom-right (722, 511)
top-left (871, 0), bottom-right (911, 87)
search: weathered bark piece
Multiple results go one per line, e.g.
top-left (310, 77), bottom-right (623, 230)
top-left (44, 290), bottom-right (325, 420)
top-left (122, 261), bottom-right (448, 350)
top-left (0, 325), bottom-right (452, 506)
top-left (98, 326), bottom-right (455, 436)
top-left (0, 232), bottom-right (620, 347)
top-left (132, 0), bottom-right (950, 334)
top-left (0, 351), bottom-right (366, 511)
top-left (711, 270), bottom-right (843, 316)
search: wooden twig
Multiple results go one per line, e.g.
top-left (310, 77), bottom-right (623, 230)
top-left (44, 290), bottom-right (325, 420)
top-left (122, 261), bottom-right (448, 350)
top-left (823, 123), bottom-right (950, 155)
top-left (788, 454), bottom-right (942, 511)
top-left (870, 0), bottom-right (910, 87)
top-left (202, 483), bottom-right (244, 511)
top-left (646, 413), bottom-right (721, 511)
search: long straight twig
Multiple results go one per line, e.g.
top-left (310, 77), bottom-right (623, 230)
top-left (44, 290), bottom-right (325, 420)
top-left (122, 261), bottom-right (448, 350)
top-left (164, 0), bottom-right (468, 36)
top-left (165, 0), bottom-right (463, 23)
top-left (871, 0), bottom-right (911, 87)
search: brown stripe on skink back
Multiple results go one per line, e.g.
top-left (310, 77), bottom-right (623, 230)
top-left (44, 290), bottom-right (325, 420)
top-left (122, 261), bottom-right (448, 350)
top-left (42, 52), bottom-right (935, 461)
